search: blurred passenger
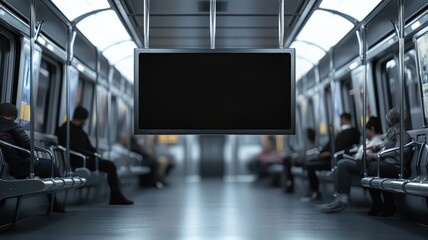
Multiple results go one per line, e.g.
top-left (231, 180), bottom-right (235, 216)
top-left (248, 135), bottom-right (279, 180)
top-left (151, 136), bottom-right (175, 184)
top-left (130, 135), bottom-right (164, 188)
top-left (283, 128), bottom-right (316, 193)
top-left (0, 103), bottom-right (59, 179)
top-left (301, 113), bottom-right (360, 202)
top-left (366, 108), bottom-right (411, 217)
top-left (56, 106), bottom-right (133, 205)
top-left (320, 116), bottom-right (382, 213)
top-left (0, 103), bottom-right (63, 211)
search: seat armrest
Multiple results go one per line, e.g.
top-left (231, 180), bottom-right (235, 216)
top-left (0, 140), bottom-right (31, 155)
top-left (377, 141), bottom-right (415, 159)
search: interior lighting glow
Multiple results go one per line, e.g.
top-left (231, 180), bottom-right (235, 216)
top-left (115, 56), bottom-right (134, 82)
top-left (37, 37), bottom-right (46, 45)
top-left (51, 0), bottom-right (110, 21)
top-left (349, 61), bottom-right (359, 70)
top-left (77, 63), bottom-right (86, 72)
top-left (411, 21), bottom-right (421, 31)
top-left (46, 44), bottom-right (55, 51)
top-left (102, 41), bottom-right (137, 64)
top-left (295, 57), bottom-right (314, 81)
top-left (320, 0), bottom-right (382, 21)
top-left (297, 10), bottom-right (354, 51)
top-left (76, 11), bottom-right (131, 50)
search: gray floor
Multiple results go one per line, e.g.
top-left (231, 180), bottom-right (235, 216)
top-left (1, 179), bottom-right (428, 240)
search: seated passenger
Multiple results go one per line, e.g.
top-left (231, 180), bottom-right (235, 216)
top-left (320, 116), bottom-right (382, 213)
top-left (283, 128), bottom-right (316, 193)
top-left (131, 135), bottom-right (163, 188)
top-left (56, 106), bottom-right (133, 205)
top-left (152, 135), bottom-right (175, 185)
top-left (301, 113), bottom-right (360, 202)
top-left (0, 103), bottom-right (59, 179)
top-left (0, 103), bottom-right (63, 212)
top-left (248, 135), bottom-right (279, 180)
top-left (366, 108), bottom-right (411, 217)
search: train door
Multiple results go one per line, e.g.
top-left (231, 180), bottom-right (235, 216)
top-left (0, 28), bottom-right (16, 102)
top-left (199, 135), bottom-right (225, 178)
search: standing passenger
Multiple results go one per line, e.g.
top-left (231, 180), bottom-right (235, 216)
top-left (56, 106), bottom-right (133, 205)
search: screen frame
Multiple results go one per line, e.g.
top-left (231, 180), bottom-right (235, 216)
top-left (414, 26), bottom-right (428, 128)
top-left (134, 48), bottom-right (295, 134)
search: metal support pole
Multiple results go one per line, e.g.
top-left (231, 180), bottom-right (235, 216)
top-left (144, 0), bottom-right (150, 48)
top-left (278, 0), bottom-right (284, 48)
top-left (65, 26), bottom-right (76, 176)
top-left (63, 8), bottom-right (110, 174)
top-left (356, 25), bottom-right (368, 177)
top-left (328, 50), bottom-right (336, 161)
top-left (210, 0), bottom-right (216, 49)
top-left (393, 0), bottom-right (406, 179)
top-left (95, 51), bottom-right (100, 155)
top-left (29, 0), bottom-right (36, 179)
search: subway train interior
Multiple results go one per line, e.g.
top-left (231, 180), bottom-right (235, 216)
top-left (2, 0), bottom-right (428, 239)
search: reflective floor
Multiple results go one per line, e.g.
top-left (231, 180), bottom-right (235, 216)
top-left (1, 179), bottom-right (428, 240)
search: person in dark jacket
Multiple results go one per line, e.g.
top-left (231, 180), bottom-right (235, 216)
top-left (55, 106), bottom-right (133, 205)
top-left (301, 113), bottom-right (361, 202)
top-left (0, 103), bottom-right (59, 179)
top-left (0, 103), bottom-right (63, 212)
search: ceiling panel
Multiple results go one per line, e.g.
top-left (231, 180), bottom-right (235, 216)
top-left (117, 0), bottom-right (313, 48)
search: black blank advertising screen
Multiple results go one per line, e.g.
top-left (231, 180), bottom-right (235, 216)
top-left (134, 49), bottom-right (295, 134)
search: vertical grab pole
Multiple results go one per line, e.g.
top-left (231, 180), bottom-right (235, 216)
top-left (328, 50), bottom-right (336, 165)
top-left (144, 0), bottom-right (150, 49)
top-left (393, 0), bottom-right (406, 179)
top-left (210, 0), bottom-right (216, 49)
top-left (356, 25), bottom-right (368, 177)
top-left (95, 51), bottom-right (100, 172)
top-left (278, 0), bottom-right (284, 49)
top-left (29, 0), bottom-right (36, 179)
top-left (66, 26), bottom-right (77, 176)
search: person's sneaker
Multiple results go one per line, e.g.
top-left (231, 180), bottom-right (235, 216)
top-left (109, 196), bottom-right (134, 205)
top-left (300, 192), bottom-right (321, 202)
top-left (320, 199), bottom-right (347, 213)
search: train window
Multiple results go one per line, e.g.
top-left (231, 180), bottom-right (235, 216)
top-left (116, 98), bottom-right (130, 143)
top-left (384, 58), bottom-right (398, 108)
top-left (16, 38), bottom-right (42, 130)
top-left (351, 64), bottom-right (378, 128)
top-left (340, 78), bottom-right (357, 127)
top-left (95, 86), bottom-right (108, 139)
top-left (0, 32), bottom-right (7, 98)
top-left (57, 67), bottom-right (79, 125)
top-left (404, 50), bottom-right (422, 128)
top-left (0, 28), bottom-right (16, 101)
top-left (405, 50), bottom-right (420, 106)
top-left (382, 50), bottom-right (417, 128)
top-left (287, 104), bottom-right (302, 150)
top-left (319, 84), bottom-right (331, 146)
top-left (304, 99), bottom-right (316, 143)
top-left (35, 60), bottom-right (53, 132)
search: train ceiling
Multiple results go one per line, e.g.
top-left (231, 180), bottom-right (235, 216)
top-left (8, 0), bottom-right (384, 82)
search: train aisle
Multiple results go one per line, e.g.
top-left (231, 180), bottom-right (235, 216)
top-left (1, 180), bottom-right (428, 240)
